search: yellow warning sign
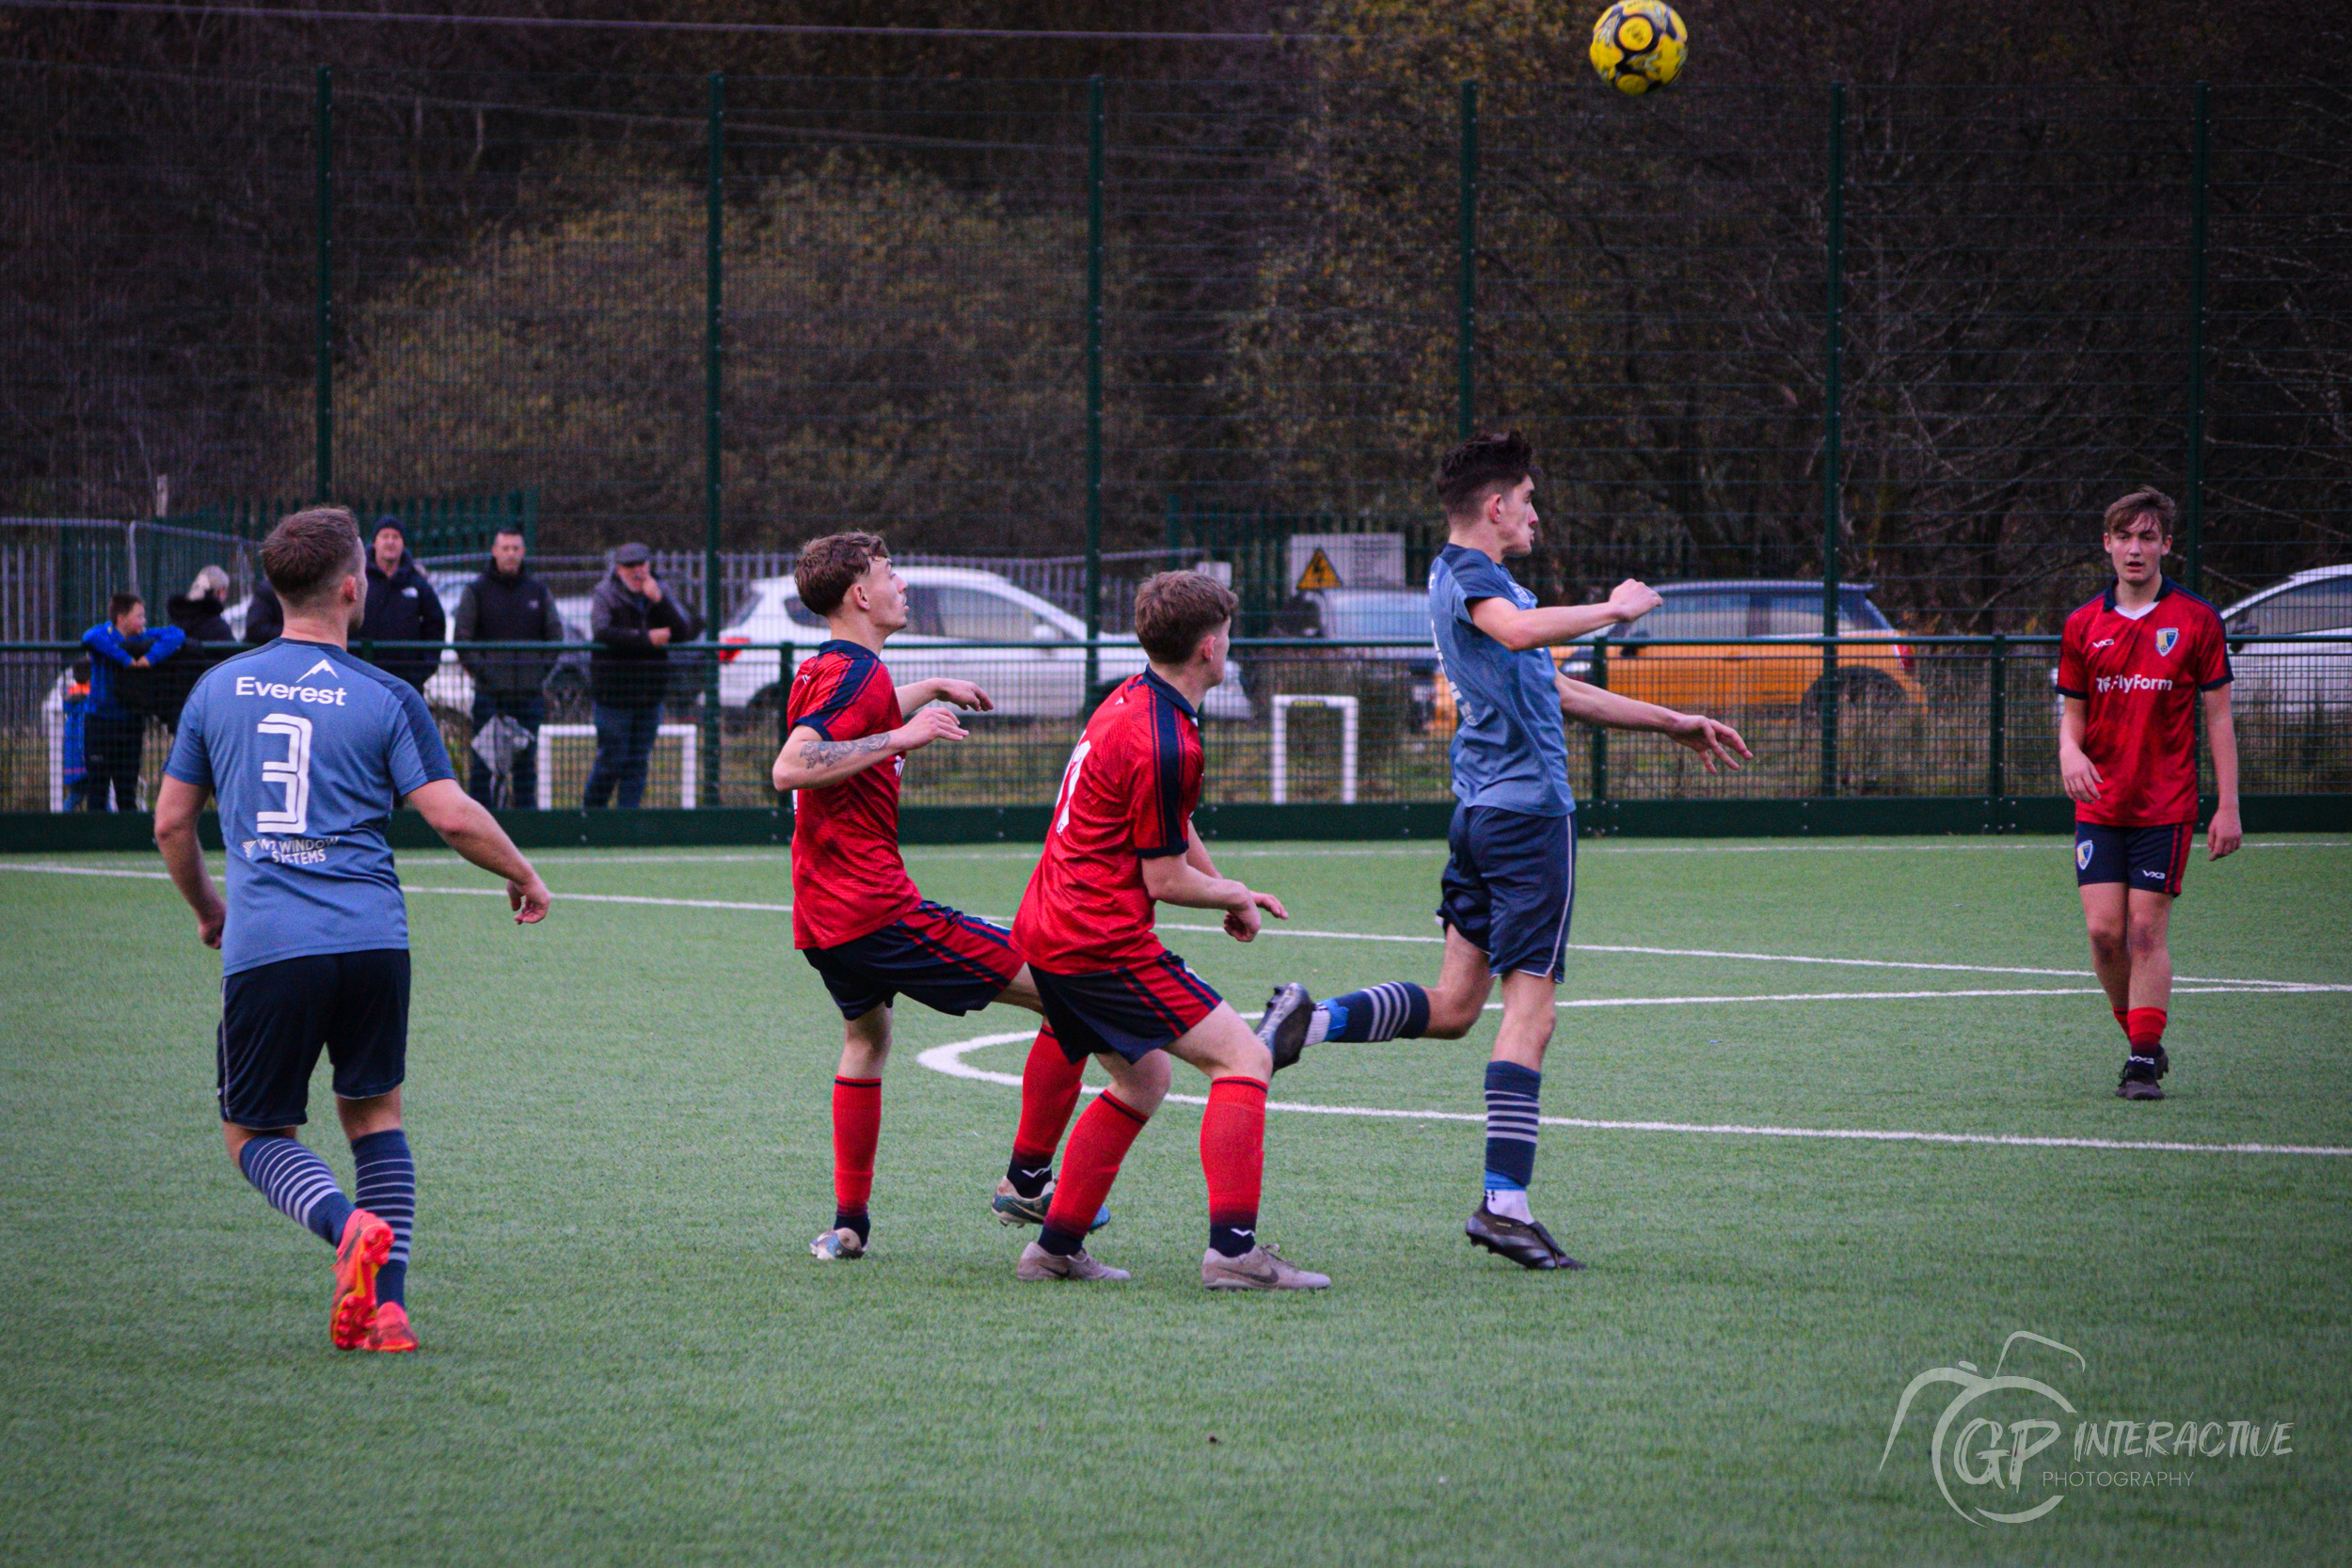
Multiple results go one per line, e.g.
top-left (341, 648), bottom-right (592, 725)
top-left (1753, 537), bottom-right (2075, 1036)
top-left (1295, 547), bottom-right (1342, 591)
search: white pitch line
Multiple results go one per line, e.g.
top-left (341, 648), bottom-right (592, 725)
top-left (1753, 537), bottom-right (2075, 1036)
top-left (914, 1034), bottom-right (2352, 1159)
top-left (14, 862), bottom-right (2347, 990)
top-left (1153, 920), bottom-right (2329, 990)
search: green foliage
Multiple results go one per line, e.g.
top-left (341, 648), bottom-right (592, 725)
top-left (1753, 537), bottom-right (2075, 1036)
top-left (321, 160), bottom-right (1083, 552)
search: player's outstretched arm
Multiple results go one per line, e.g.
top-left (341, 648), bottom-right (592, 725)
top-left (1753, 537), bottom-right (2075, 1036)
top-left (1469, 578), bottom-right (1661, 652)
top-left (2202, 685), bottom-right (2242, 860)
top-left (770, 708), bottom-right (965, 794)
top-left (1555, 674), bottom-right (1751, 774)
top-left (153, 775), bottom-right (226, 949)
top-left (405, 778), bottom-right (550, 923)
top-left (1143, 824), bottom-right (1287, 942)
top-left (894, 677), bottom-right (994, 714)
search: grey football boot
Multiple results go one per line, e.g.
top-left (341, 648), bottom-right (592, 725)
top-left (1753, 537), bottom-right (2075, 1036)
top-left (1015, 1241), bottom-right (1131, 1282)
top-left (1201, 1243), bottom-right (1331, 1291)
top-left (1257, 983), bottom-right (1316, 1074)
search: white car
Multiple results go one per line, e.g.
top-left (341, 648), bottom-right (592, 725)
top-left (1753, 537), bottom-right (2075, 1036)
top-left (2218, 564), bottom-right (2352, 711)
top-left (715, 567), bottom-right (1251, 720)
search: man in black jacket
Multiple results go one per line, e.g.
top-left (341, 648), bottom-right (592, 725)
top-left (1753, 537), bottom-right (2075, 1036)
top-left (241, 578), bottom-right (283, 645)
top-left (454, 529), bottom-right (564, 809)
top-left (585, 543), bottom-right (701, 808)
top-left (360, 518), bottom-right (447, 694)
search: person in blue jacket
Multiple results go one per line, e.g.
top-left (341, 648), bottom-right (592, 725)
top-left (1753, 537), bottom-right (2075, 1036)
top-left (79, 592), bottom-right (186, 811)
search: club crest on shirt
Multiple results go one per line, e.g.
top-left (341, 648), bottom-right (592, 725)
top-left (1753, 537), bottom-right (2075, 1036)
top-left (2154, 626), bottom-right (2180, 657)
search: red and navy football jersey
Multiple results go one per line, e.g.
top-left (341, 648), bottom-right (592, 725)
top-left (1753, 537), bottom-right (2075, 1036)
top-left (787, 640), bottom-right (921, 949)
top-left (2056, 578), bottom-right (2231, 828)
top-left (1012, 671), bottom-right (1202, 972)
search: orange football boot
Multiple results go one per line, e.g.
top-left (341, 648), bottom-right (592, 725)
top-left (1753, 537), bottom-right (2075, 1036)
top-left (330, 1209), bottom-right (394, 1350)
top-left (360, 1301), bottom-right (418, 1354)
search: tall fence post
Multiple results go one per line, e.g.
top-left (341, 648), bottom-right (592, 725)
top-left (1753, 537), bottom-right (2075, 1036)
top-left (1084, 76), bottom-right (1105, 698)
top-left (1987, 634), bottom-right (2007, 802)
top-left (1456, 81), bottom-right (1478, 440)
top-left (2183, 80), bottom-right (2210, 596)
top-left (313, 65), bottom-right (334, 502)
top-left (1819, 82), bottom-right (1847, 800)
top-left (702, 71), bottom-right (725, 808)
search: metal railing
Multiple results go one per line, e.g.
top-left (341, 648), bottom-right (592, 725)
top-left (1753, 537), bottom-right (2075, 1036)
top-left (5, 634), bottom-right (2343, 816)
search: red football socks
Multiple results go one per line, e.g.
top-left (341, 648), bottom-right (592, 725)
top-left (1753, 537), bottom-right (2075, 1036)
top-left (1040, 1091), bottom-right (1149, 1253)
top-left (832, 1076), bottom-right (882, 1227)
top-left (2126, 1007), bottom-right (2168, 1053)
top-left (1011, 1025), bottom-right (1086, 1168)
top-left (2112, 1006), bottom-right (2131, 1038)
top-left (1200, 1077), bottom-right (1267, 1258)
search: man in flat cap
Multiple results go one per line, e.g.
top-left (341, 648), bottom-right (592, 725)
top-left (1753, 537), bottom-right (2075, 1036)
top-left (585, 543), bottom-right (702, 809)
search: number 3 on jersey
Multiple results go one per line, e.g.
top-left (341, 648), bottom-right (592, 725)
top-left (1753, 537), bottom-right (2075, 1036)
top-left (1051, 739), bottom-right (1092, 834)
top-left (255, 712), bottom-right (313, 835)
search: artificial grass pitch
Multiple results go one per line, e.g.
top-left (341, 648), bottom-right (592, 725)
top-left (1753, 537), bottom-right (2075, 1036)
top-left (1, 835), bottom-right (2346, 1564)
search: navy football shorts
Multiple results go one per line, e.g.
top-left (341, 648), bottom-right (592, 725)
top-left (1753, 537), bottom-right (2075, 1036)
top-left (217, 948), bottom-right (410, 1130)
top-left (2075, 820), bottom-right (2195, 898)
top-left (1437, 804), bottom-right (1578, 983)
top-left (803, 900), bottom-right (1021, 1020)
top-left (1030, 952), bottom-right (1223, 1065)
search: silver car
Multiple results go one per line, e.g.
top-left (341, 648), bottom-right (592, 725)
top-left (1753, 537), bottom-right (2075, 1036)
top-left (2219, 565), bottom-right (2352, 711)
top-left (713, 566), bottom-right (1251, 720)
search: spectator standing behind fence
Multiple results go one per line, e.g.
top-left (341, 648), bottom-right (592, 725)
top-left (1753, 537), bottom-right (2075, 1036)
top-left (360, 518), bottom-right (446, 694)
top-left (154, 565), bottom-right (242, 729)
top-left (242, 578), bottom-right (282, 645)
top-left (168, 566), bottom-right (238, 645)
top-left (454, 528), bottom-right (564, 810)
top-left (78, 592), bottom-right (185, 811)
top-left (585, 543), bottom-right (700, 809)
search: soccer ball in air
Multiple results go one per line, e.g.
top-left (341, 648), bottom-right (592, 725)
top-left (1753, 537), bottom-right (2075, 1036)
top-left (1590, 0), bottom-right (1688, 96)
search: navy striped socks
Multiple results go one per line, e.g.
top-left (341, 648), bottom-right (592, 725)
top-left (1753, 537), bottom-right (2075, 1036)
top-left (1483, 1061), bottom-right (1542, 1221)
top-left (237, 1133), bottom-right (354, 1245)
top-left (1311, 982), bottom-right (1432, 1044)
top-left (351, 1130), bottom-right (415, 1308)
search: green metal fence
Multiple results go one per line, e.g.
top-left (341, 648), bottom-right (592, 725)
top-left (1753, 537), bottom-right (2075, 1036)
top-left (5, 634), bottom-right (2344, 818)
top-left (5, 65), bottom-right (2346, 649)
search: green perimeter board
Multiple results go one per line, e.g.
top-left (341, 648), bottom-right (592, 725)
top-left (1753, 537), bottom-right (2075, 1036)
top-left (8, 793), bottom-right (2351, 855)
top-left (1, 837), bottom-right (2347, 1564)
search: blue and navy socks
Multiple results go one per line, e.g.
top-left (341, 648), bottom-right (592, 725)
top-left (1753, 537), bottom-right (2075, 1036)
top-left (238, 1130), bottom-right (418, 1308)
top-left (1482, 1061), bottom-right (1542, 1222)
top-left (1311, 982), bottom-right (1432, 1045)
top-left (237, 1132), bottom-right (355, 1245)
top-left (350, 1129), bottom-right (415, 1308)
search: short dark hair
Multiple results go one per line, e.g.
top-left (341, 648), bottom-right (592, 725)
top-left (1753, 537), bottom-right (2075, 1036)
top-left (108, 592), bottom-right (142, 622)
top-left (2103, 487), bottom-right (2175, 539)
top-left (493, 527), bottom-right (525, 544)
top-left (1134, 571), bottom-right (1238, 665)
top-left (795, 531), bottom-right (889, 617)
top-left (1438, 431), bottom-right (1539, 518)
top-left (262, 506), bottom-right (365, 610)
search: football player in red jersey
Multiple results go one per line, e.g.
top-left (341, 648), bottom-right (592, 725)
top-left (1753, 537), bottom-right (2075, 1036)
top-left (1008, 571), bottom-right (1329, 1290)
top-left (2056, 489), bottom-right (2241, 1101)
top-left (773, 533), bottom-right (1101, 1260)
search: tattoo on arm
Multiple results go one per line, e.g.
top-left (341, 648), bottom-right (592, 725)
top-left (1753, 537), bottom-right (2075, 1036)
top-left (801, 732), bottom-right (894, 769)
